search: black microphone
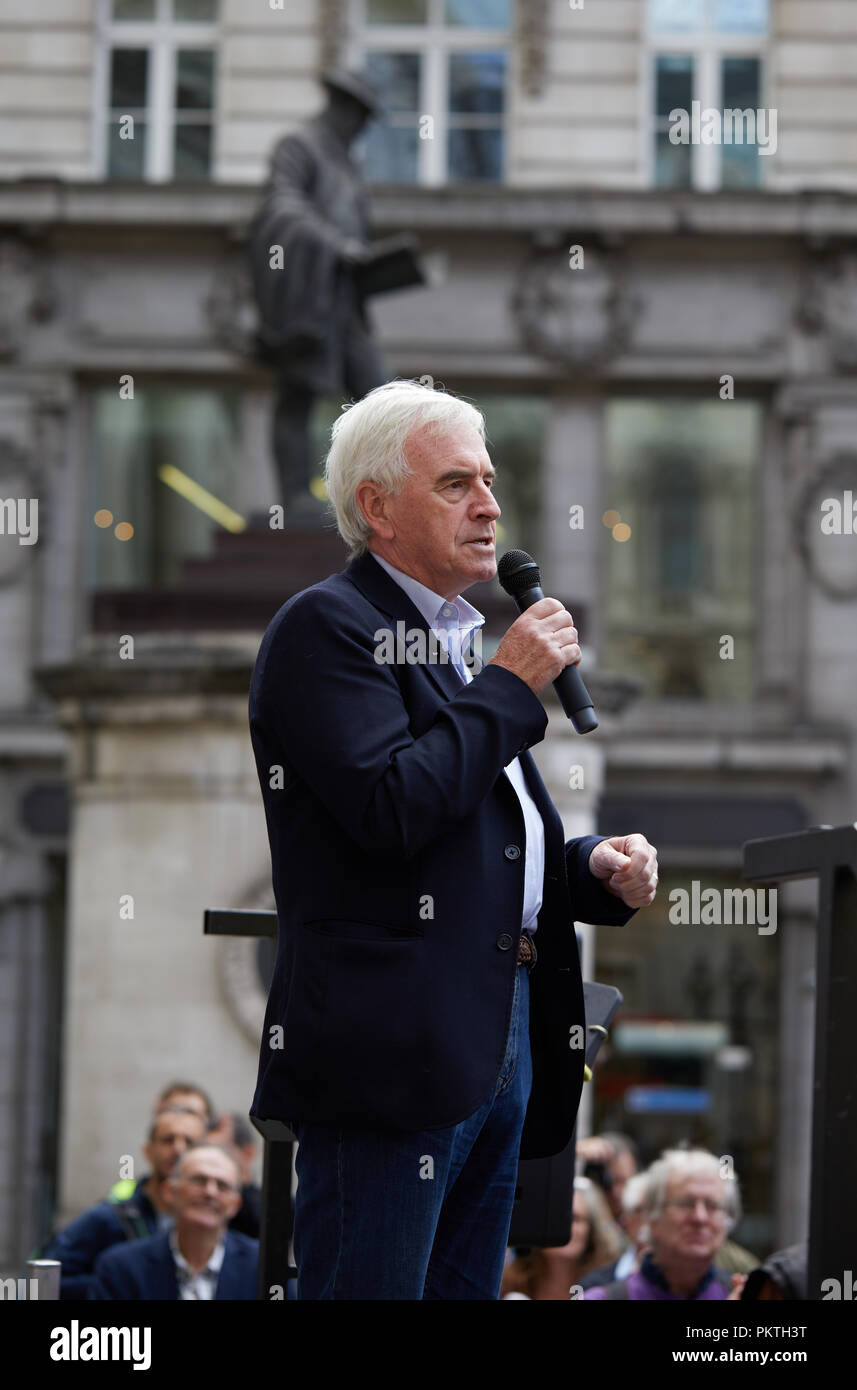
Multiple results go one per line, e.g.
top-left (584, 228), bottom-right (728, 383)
top-left (497, 549), bottom-right (598, 735)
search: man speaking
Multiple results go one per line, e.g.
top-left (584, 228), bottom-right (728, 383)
top-left (248, 379), bottom-right (658, 1299)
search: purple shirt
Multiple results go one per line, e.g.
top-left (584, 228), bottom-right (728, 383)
top-left (584, 1253), bottom-right (730, 1300)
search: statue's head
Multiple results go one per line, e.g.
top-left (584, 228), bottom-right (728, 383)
top-left (319, 68), bottom-right (383, 144)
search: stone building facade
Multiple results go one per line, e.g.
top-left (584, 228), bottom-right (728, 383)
top-left (1, 0), bottom-right (856, 1270)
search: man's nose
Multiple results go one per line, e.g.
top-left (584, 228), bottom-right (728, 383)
top-left (475, 484), bottom-right (500, 518)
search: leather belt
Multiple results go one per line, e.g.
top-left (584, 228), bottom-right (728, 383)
top-left (517, 933), bottom-right (537, 968)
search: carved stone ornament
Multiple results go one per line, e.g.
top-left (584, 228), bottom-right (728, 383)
top-left (512, 246), bottom-right (639, 372)
top-left (0, 239), bottom-right (54, 360)
top-left (798, 252), bottom-right (857, 371)
top-left (794, 452), bottom-right (857, 600)
top-left (216, 877), bottom-right (276, 1047)
top-left (205, 256), bottom-right (258, 355)
top-left (516, 0), bottom-right (549, 98)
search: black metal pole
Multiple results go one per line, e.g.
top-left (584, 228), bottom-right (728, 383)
top-left (743, 824), bottom-right (857, 1298)
top-left (254, 1124), bottom-right (297, 1300)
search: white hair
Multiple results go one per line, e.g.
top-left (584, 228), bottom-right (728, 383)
top-left (323, 379), bottom-right (486, 558)
top-left (621, 1171), bottom-right (650, 1215)
top-left (644, 1147), bottom-right (741, 1230)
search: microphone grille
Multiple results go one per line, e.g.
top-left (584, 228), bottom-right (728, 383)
top-left (498, 549), bottom-right (541, 597)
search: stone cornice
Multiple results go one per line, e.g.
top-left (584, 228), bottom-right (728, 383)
top-left (33, 636), bottom-right (257, 705)
top-left (2, 182), bottom-right (857, 240)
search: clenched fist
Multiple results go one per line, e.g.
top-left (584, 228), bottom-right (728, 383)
top-left (589, 834), bottom-right (658, 910)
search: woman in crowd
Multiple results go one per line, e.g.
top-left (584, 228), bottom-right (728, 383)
top-left (501, 1176), bottom-right (624, 1300)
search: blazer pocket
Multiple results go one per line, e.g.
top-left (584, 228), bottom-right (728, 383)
top-left (300, 918), bottom-right (423, 941)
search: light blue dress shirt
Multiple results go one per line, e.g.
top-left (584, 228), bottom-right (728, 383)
top-left (370, 550), bottom-right (544, 935)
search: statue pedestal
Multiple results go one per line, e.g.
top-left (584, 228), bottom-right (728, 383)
top-left (92, 521), bottom-right (348, 633)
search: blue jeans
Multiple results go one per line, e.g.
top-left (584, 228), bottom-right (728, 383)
top-left (292, 963), bottom-right (533, 1299)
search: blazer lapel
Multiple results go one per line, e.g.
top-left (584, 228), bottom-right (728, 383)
top-left (214, 1234), bottom-right (247, 1299)
top-left (152, 1232), bottom-right (180, 1299)
top-left (344, 551), bottom-right (471, 703)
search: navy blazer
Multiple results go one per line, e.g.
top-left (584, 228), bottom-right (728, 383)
top-left (248, 551), bottom-right (635, 1158)
top-left (43, 1177), bottom-right (160, 1300)
top-left (89, 1228), bottom-right (259, 1300)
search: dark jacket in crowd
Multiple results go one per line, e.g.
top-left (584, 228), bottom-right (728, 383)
top-left (584, 1252), bottom-right (732, 1300)
top-left (89, 1228), bottom-right (259, 1300)
top-left (741, 1243), bottom-right (807, 1300)
top-left (42, 1176), bottom-right (162, 1300)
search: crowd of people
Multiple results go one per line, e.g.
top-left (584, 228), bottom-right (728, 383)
top-left (501, 1132), bottom-right (807, 1302)
top-left (39, 1081), bottom-right (264, 1300)
top-left (40, 1092), bottom-right (805, 1301)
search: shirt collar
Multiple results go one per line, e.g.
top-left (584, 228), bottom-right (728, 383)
top-left (369, 551), bottom-right (484, 636)
top-left (169, 1227), bottom-right (226, 1280)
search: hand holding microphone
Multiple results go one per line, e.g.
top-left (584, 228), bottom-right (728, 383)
top-left (490, 549), bottom-right (598, 735)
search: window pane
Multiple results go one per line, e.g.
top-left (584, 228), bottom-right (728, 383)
top-left (174, 122), bottom-right (212, 178)
top-left (721, 142), bottom-right (761, 188)
top-left (655, 54), bottom-right (692, 118)
top-left (648, 0), bottom-right (705, 32)
top-left (448, 127), bottom-right (502, 181)
top-left (604, 400), bottom-right (758, 701)
top-left (365, 51), bottom-right (420, 110)
top-left (449, 51), bottom-right (505, 115)
top-left (361, 123), bottom-right (419, 181)
top-left (366, 0), bottom-right (427, 21)
top-left (175, 49), bottom-right (215, 110)
top-left (723, 56), bottom-right (760, 110)
top-left (173, 0), bottom-right (219, 18)
top-left (88, 388), bottom-right (240, 591)
top-left (722, 58), bottom-right (762, 188)
top-left (445, 0), bottom-right (512, 25)
top-left (110, 48), bottom-right (149, 109)
top-left (112, 0), bottom-right (155, 19)
top-left (655, 131), bottom-right (691, 187)
top-left (715, 0), bottom-right (768, 33)
top-left (107, 119), bottom-right (147, 178)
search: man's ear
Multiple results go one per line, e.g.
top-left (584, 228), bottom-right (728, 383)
top-left (355, 481), bottom-right (395, 542)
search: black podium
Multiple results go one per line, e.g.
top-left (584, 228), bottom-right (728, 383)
top-left (743, 823), bottom-right (857, 1299)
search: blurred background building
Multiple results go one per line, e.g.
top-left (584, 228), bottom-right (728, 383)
top-left (1, 0), bottom-right (856, 1270)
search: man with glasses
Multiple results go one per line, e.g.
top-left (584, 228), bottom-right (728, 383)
top-left (584, 1148), bottom-right (742, 1300)
top-left (43, 1105), bottom-right (207, 1299)
top-left (89, 1145), bottom-right (258, 1300)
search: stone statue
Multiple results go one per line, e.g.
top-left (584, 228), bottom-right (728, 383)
top-left (248, 69), bottom-right (388, 517)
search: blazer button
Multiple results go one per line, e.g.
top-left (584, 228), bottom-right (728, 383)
top-left (496, 933), bottom-right (514, 951)
top-left (504, 844), bottom-right (521, 861)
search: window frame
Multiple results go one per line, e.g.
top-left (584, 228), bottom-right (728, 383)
top-left (643, 0), bottom-right (771, 191)
top-left (351, 0), bottom-right (512, 186)
top-left (93, 0), bottom-right (220, 182)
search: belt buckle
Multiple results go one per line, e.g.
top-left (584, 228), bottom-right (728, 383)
top-left (519, 932), bottom-right (537, 968)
